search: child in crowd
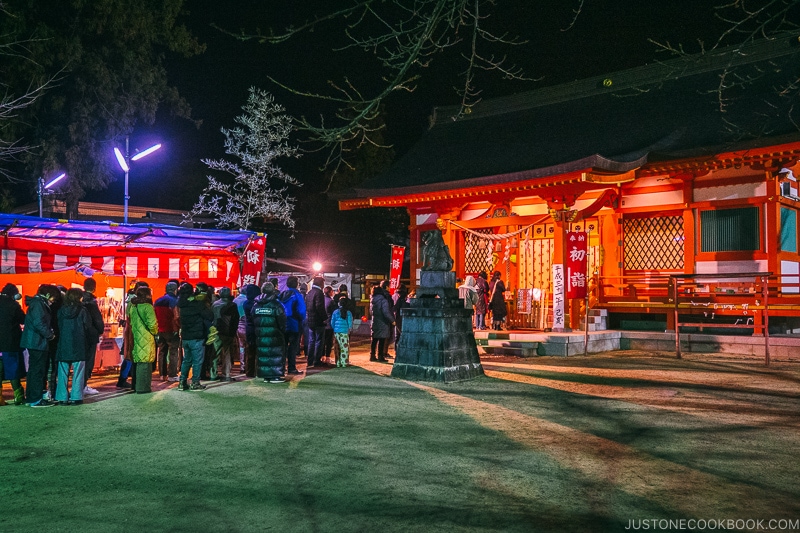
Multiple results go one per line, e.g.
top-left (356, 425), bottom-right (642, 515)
top-left (330, 296), bottom-right (354, 367)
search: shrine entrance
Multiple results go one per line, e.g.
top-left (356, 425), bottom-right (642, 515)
top-left (454, 216), bottom-right (601, 331)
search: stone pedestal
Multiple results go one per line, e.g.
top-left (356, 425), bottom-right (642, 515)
top-left (391, 271), bottom-right (484, 382)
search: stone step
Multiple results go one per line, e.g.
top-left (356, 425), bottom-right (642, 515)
top-left (480, 345), bottom-right (540, 357)
top-left (477, 338), bottom-right (540, 357)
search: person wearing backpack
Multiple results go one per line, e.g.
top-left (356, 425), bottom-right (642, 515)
top-left (279, 276), bottom-right (306, 375)
top-left (330, 296), bottom-right (354, 367)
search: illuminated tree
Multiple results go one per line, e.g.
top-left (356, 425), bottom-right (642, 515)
top-left (190, 87), bottom-right (301, 231)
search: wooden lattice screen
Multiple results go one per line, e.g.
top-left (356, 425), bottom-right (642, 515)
top-left (623, 215), bottom-right (685, 271)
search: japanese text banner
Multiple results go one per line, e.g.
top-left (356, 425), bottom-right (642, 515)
top-left (566, 231), bottom-right (588, 299)
top-left (389, 245), bottom-right (405, 295)
top-left (240, 236), bottom-right (266, 287)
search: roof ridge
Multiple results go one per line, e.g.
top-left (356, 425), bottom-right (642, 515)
top-left (432, 33), bottom-right (800, 125)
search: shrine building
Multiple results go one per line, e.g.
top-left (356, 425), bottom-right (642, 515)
top-left (339, 35), bottom-right (800, 336)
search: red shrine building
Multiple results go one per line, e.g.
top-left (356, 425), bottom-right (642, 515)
top-left (340, 36), bottom-right (800, 334)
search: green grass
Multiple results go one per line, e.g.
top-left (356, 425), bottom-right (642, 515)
top-left (2, 354), bottom-right (799, 532)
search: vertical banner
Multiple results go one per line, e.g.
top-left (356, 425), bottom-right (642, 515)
top-left (552, 264), bottom-right (565, 329)
top-left (388, 245), bottom-right (405, 294)
top-left (241, 235), bottom-right (266, 287)
top-left (566, 231), bottom-right (588, 299)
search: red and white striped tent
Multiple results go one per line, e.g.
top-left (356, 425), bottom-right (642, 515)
top-left (0, 213), bottom-right (257, 300)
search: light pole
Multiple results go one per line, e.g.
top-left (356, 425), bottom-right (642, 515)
top-left (37, 172), bottom-right (66, 217)
top-left (114, 135), bottom-right (161, 223)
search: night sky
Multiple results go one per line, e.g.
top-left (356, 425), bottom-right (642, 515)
top-left (73, 0), bottom-right (727, 269)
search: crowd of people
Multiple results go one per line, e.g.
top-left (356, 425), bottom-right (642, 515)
top-left (0, 270), bottom-right (508, 407)
top-left (458, 270), bottom-right (508, 330)
top-left (0, 275), bottom-right (364, 408)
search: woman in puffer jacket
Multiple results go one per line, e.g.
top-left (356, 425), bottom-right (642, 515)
top-left (251, 282), bottom-right (287, 383)
top-left (127, 286), bottom-right (158, 393)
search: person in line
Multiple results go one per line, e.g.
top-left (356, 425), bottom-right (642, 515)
top-left (304, 277), bottom-right (326, 369)
top-left (176, 282), bottom-right (213, 391)
top-left (299, 282), bottom-right (309, 359)
top-left (392, 283), bottom-right (409, 351)
top-left (330, 296), bottom-right (354, 367)
top-left (0, 284), bottom-right (26, 406)
top-left (154, 281), bottom-right (180, 382)
top-left (233, 285), bottom-right (249, 374)
top-left (322, 285), bottom-right (336, 365)
top-left (81, 278), bottom-right (105, 395)
top-left (489, 271), bottom-right (507, 330)
top-left (117, 281), bottom-right (148, 390)
top-left (242, 283), bottom-right (262, 377)
top-left (55, 288), bottom-right (90, 405)
top-left (278, 276), bottom-right (305, 375)
top-left (45, 286), bottom-right (64, 400)
top-left (210, 287), bottom-right (239, 381)
top-left (252, 282), bottom-right (287, 383)
top-left (197, 282), bottom-right (216, 380)
top-left (474, 271), bottom-right (490, 330)
top-left (458, 276), bottom-right (480, 322)
top-left (128, 286), bottom-right (159, 394)
top-left (369, 285), bottom-right (394, 362)
top-left (21, 285), bottom-right (59, 407)
top-left (379, 280), bottom-right (395, 358)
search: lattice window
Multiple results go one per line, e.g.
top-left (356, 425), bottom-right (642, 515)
top-left (623, 216), bottom-right (684, 271)
top-left (464, 229), bottom-right (494, 273)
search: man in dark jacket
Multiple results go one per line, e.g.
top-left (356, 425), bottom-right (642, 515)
top-left (252, 282), bottom-right (287, 383)
top-left (323, 285), bottom-right (336, 364)
top-left (211, 287), bottom-right (239, 381)
top-left (242, 283), bottom-right (262, 377)
top-left (81, 278), bottom-right (105, 395)
top-left (279, 276), bottom-right (306, 375)
top-left (176, 282), bottom-right (214, 391)
top-left (0, 283), bottom-right (26, 405)
top-left (21, 285), bottom-right (59, 407)
top-left (304, 277), bottom-right (326, 369)
top-left (154, 281), bottom-right (180, 382)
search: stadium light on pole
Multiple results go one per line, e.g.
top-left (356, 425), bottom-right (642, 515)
top-left (38, 172), bottom-right (67, 218)
top-left (114, 135), bottom-right (162, 223)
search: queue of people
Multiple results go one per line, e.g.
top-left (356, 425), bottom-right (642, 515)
top-left (0, 275), bottom-right (370, 407)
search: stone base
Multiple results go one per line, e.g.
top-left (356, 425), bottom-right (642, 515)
top-left (391, 297), bottom-right (484, 383)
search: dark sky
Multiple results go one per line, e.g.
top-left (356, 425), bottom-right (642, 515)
top-left (80, 0), bottom-right (727, 269)
top-left (86, 0), bottom-right (726, 205)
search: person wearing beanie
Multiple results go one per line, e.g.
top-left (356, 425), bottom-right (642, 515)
top-left (251, 282), bottom-right (287, 383)
top-left (55, 288), bottom-right (90, 405)
top-left (0, 283), bottom-right (26, 406)
top-left (21, 285), bottom-right (58, 407)
top-left (127, 286), bottom-right (158, 394)
top-left (81, 278), bottom-right (105, 396)
top-left (175, 282), bottom-right (213, 391)
top-left (242, 283), bottom-right (262, 377)
top-left (278, 276), bottom-right (305, 375)
top-left (210, 286), bottom-right (239, 381)
top-left (154, 281), bottom-right (180, 382)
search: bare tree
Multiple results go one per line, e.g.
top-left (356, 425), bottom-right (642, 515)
top-left (0, 3), bottom-right (56, 182)
top-left (189, 87), bottom-right (301, 231)
top-left (219, 0), bottom-right (537, 182)
top-left (649, 1), bottom-right (800, 133)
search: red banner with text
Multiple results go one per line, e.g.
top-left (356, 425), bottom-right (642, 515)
top-left (388, 245), bottom-right (405, 295)
top-left (566, 231), bottom-right (588, 299)
top-left (240, 235), bottom-right (266, 287)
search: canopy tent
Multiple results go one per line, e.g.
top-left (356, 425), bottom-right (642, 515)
top-left (0, 214), bottom-right (257, 299)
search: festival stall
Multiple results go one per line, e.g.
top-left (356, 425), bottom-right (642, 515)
top-left (0, 214), bottom-right (259, 369)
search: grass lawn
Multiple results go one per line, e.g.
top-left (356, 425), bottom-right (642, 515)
top-left (2, 348), bottom-right (799, 532)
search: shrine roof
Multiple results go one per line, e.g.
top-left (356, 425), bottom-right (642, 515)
top-left (346, 35), bottom-right (800, 202)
